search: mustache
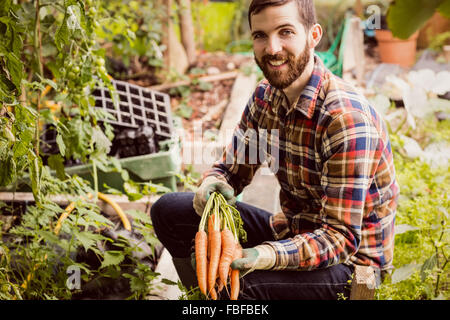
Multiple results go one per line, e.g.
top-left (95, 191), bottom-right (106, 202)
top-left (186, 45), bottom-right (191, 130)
top-left (261, 53), bottom-right (293, 64)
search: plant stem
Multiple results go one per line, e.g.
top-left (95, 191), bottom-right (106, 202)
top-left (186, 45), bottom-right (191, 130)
top-left (34, 0), bottom-right (43, 158)
top-left (394, 113), bottom-right (408, 135)
top-left (435, 259), bottom-right (448, 297)
top-left (89, 140), bottom-right (99, 202)
top-left (93, 159), bottom-right (98, 199)
top-left (67, 213), bottom-right (79, 260)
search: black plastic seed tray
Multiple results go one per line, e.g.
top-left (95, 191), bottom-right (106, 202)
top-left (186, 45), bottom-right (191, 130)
top-left (92, 79), bottom-right (174, 141)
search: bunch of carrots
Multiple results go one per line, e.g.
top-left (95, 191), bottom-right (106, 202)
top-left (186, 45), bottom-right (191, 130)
top-left (195, 192), bottom-right (246, 300)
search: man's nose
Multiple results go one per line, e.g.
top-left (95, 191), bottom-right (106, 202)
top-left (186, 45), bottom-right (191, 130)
top-left (265, 37), bottom-right (282, 55)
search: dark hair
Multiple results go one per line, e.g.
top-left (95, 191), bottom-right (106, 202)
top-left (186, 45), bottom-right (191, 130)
top-left (248, 0), bottom-right (317, 30)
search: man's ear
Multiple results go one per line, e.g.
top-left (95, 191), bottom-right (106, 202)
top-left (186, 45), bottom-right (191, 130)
top-left (308, 24), bottom-right (323, 49)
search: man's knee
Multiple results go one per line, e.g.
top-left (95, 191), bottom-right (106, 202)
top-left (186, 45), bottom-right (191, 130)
top-left (150, 192), bottom-right (195, 224)
top-left (150, 192), bottom-right (177, 222)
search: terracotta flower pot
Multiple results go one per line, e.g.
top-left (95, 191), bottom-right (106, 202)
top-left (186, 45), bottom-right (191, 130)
top-left (375, 29), bottom-right (420, 68)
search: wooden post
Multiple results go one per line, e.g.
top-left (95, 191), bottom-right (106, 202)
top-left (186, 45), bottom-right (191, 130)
top-left (177, 0), bottom-right (197, 66)
top-left (160, 0), bottom-right (172, 80)
top-left (342, 16), bottom-right (365, 86)
top-left (354, 0), bottom-right (363, 18)
top-left (350, 265), bottom-right (377, 300)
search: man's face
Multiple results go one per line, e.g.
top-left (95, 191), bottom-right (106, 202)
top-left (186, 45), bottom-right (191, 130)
top-left (251, 1), bottom-right (311, 90)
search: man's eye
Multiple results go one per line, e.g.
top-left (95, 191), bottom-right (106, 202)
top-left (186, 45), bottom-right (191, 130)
top-left (253, 33), bottom-right (265, 40)
top-left (281, 30), bottom-right (294, 36)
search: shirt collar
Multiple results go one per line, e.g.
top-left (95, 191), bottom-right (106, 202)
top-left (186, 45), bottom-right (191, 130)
top-left (264, 54), bottom-right (325, 119)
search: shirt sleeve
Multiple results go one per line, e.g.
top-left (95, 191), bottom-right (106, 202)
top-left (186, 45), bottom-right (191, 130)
top-left (203, 92), bottom-right (263, 196)
top-left (264, 110), bottom-right (385, 270)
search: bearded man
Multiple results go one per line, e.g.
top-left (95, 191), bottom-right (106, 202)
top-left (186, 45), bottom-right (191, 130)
top-left (151, 0), bottom-right (399, 300)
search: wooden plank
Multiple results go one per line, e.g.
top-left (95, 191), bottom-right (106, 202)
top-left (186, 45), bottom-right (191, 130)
top-left (350, 265), bottom-right (377, 300)
top-left (0, 192), bottom-right (160, 217)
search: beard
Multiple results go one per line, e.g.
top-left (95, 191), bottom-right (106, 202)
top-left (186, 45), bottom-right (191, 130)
top-left (255, 44), bottom-right (311, 90)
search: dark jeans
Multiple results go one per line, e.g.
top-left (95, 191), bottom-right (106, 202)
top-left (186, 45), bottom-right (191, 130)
top-left (150, 192), bottom-right (353, 300)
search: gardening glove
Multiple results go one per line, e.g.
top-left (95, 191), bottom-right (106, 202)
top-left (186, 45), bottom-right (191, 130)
top-left (230, 244), bottom-right (276, 276)
top-left (193, 175), bottom-right (236, 216)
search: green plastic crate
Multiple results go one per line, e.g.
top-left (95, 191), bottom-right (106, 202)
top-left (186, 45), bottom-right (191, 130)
top-left (64, 139), bottom-right (182, 192)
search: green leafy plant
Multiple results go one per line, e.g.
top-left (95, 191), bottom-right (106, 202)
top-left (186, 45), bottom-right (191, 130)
top-left (0, 0), bottom-right (171, 300)
top-left (387, 0), bottom-right (450, 39)
top-left (428, 31), bottom-right (450, 52)
top-left (95, 0), bottom-right (165, 80)
top-left (375, 116), bottom-right (449, 300)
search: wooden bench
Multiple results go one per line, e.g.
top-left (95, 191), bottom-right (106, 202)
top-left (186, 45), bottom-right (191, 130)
top-left (349, 265), bottom-right (377, 300)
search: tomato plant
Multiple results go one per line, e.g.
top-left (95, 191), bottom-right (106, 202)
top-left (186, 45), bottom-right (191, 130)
top-left (0, 0), bottom-right (168, 300)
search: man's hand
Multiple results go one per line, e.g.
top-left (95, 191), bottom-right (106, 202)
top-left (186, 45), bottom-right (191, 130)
top-left (230, 245), bottom-right (276, 275)
top-left (193, 176), bottom-right (236, 216)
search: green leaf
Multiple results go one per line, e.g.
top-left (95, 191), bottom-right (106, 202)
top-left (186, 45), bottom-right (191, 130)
top-left (55, 1), bottom-right (81, 51)
top-left (0, 0), bottom-right (11, 16)
top-left (92, 126), bottom-right (111, 153)
top-left (10, 26), bottom-right (23, 57)
top-left (42, 78), bottom-right (58, 91)
top-left (5, 52), bottom-right (23, 90)
top-left (141, 181), bottom-right (172, 195)
top-left (100, 250), bottom-right (125, 269)
top-left (102, 183), bottom-right (124, 196)
top-left (161, 278), bottom-right (178, 286)
top-left (387, 0), bottom-right (445, 39)
top-left (125, 275), bottom-right (147, 293)
top-left (420, 254), bottom-right (437, 281)
top-left (175, 103), bottom-right (193, 119)
top-left (81, 209), bottom-right (114, 228)
top-left (41, 14), bottom-right (56, 33)
top-left (395, 224), bottom-right (420, 235)
top-left (124, 181), bottom-right (143, 201)
top-left (48, 154), bottom-right (66, 180)
top-left (391, 263), bottom-right (420, 284)
top-left (0, 156), bottom-right (15, 187)
top-left (55, 20), bottom-right (69, 51)
top-left (0, 72), bottom-right (16, 96)
top-left (197, 80), bottom-right (213, 92)
top-left (438, 0), bottom-right (450, 18)
top-left (56, 134), bottom-right (66, 157)
top-left (75, 231), bottom-right (105, 252)
top-left (125, 209), bottom-right (151, 225)
top-left (35, 229), bottom-right (60, 244)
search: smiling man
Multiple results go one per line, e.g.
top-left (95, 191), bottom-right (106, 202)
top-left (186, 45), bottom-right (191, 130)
top-left (151, 0), bottom-right (400, 300)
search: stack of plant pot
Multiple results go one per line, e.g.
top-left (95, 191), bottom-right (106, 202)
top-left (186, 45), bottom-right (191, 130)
top-left (375, 29), bottom-right (420, 68)
top-left (375, 15), bottom-right (420, 68)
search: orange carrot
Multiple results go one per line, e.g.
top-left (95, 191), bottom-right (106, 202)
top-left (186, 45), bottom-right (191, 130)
top-left (209, 286), bottom-right (218, 300)
top-left (218, 227), bottom-right (235, 287)
top-left (207, 216), bottom-right (221, 296)
top-left (217, 278), bottom-right (224, 294)
top-left (195, 230), bottom-right (208, 296)
top-left (207, 214), bottom-right (215, 260)
top-left (230, 244), bottom-right (242, 300)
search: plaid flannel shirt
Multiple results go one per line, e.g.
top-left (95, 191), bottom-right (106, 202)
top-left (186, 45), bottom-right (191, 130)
top-left (205, 55), bottom-right (399, 272)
